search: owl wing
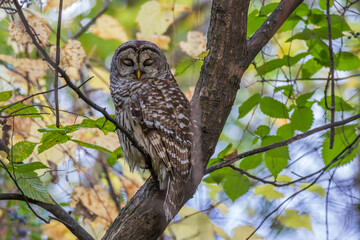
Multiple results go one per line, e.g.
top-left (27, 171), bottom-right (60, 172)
top-left (130, 79), bottom-right (192, 181)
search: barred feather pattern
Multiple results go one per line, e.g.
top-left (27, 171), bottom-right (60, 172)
top-left (110, 41), bottom-right (193, 220)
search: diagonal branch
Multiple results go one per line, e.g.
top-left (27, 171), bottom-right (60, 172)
top-left (0, 193), bottom-right (94, 240)
top-left (206, 113), bottom-right (360, 174)
top-left (247, 0), bottom-right (304, 63)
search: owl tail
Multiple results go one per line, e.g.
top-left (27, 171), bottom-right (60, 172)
top-left (164, 178), bottom-right (184, 221)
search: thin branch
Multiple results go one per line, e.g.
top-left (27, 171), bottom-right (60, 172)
top-left (71, 0), bottom-right (110, 39)
top-left (246, 134), bottom-right (360, 239)
top-left (0, 193), bottom-right (94, 240)
top-left (54, 0), bottom-right (63, 128)
top-left (206, 113), bottom-right (360, 174)
top-left (326, 0), bottom-right (335, 149)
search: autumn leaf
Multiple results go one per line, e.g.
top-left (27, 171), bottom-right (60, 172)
top-left (44, 0), bottom-right (78, 11)
top-left (49, 40), bottom-right (86, 80)
top-left (136, 1), bottom-right (173, 37)
top-left (8, 13), bottom-right (50, 46)
top-left (136, 32), bottom-right (170, 50)
top-left (0, 54), bottom-right (47, 81)
top-left (179, 31), bottom-right (207, 58)
top-left (91, 15), bottom-right (128, 42)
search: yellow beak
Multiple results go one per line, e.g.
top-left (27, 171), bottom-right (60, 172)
top-left (137, 69), bottom-right (141, 80)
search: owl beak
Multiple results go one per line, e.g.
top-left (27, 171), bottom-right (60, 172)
top-left (137, 69), bottom-right (141, 80)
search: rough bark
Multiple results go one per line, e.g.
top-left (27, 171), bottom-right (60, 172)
top-left (103, 0), bottom-right (304, 239)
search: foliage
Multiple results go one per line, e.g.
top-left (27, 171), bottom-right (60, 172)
top-left (0, 0), bottom-right (359, 239)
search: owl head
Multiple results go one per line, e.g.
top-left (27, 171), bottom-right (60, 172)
top-left (110, 40), bottom-right (171, 82)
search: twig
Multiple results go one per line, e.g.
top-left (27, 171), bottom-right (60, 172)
top-left (206, 113), bottom-right (360, 174)
top-left (325, 0), bottom-right (335, 149)
top-left (71, 0), bottom-right (110, 39)
top-left (0, 84), bottom-right (68, 114)
top-left (78, 76), bottom-right (94, 89)
top-left (54, 0), bottom-right (63, 128)
top-left (246, 134), bottom-right (360, 239)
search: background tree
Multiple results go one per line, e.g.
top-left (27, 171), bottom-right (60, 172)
top-left (0, 0), bottom-right (359, 239)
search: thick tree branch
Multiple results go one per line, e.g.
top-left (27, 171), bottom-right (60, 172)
top-left (247, 0), bottom-right (304, 63)
top-left (0, 193), bottom-right (94, 240)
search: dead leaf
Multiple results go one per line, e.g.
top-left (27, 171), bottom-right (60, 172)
top-left (184, 86), bottom-right (195, 101)
top-left (179, 31), bottom-right (207, 58)
top-left (8, 13), bottom-right (50, 46)
top-left (136, 32), bottom-right (170, 50)
top-left (42, 221), bottom-right (77, 240)
top-left (91, 15), bottom-right (128, 42)
top-left (0, 54), bottom-right (47, 82)
top-left (44, 0), bottom-right (78, 11)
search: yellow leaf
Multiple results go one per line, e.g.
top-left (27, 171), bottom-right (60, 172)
top-left (8, 13), bottom-right (50, 46)
top-left (91, 15), bottom-right (128, 42)
top-left (70, 185), bottom-right (118, 227)
top-left (45, 0), bottom-right (78, 11)
top-left (168, 206), bottom-right (215, 240)
top-left (136, 32), bottom-right (170, 50)
top-left (216, 202), bottom-right (229, 216)
top-left (136, 1), bottom-right (173, 37)
top-left (0, 54), bottom-right (48, 82)
top-left (277, 209), bottom-right (312, 231)
top-left (232, 225), bottom-right (264, 240)
top-left (179, 31), bottom-right (207, 58)
top-left (0, 150), bottom-right (7, 159)
top-left (42, 221), bottom-right (76, 240)
top-left (206, 183), bottom-right (222, 201)
top-left (254, 185), bottom-right (284, 200)
top-left (214, 225), bottom-right (231, 240)
top-left (300, 183), bottom-right (326, 197)
top-left (88, 67), bottom-right (110, 91)
top-left (276, 174), bottom-right (292, 183)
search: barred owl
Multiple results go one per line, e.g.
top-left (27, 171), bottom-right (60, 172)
top-left (110, 40), bottom-right (193, 220)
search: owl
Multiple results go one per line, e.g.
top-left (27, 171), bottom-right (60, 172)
top-left (110, 40), bottom-right (193, 220)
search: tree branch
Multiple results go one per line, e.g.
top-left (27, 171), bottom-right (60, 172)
top-left (0, 193), bottom-right (94, 240)
top-left (206, 113), bottom-right (360, 174)
top-left (247, 0), bottom-right (304, 63)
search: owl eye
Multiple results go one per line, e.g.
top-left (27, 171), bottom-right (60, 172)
top-left (122, 59), bottom-right (134, 66)
top-left (143, 59), bottom-right (153, 67)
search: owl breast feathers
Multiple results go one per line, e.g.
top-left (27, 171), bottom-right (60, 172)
top-left (110, 41), bottom-right (193, 219)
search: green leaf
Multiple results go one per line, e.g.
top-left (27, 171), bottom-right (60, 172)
top-left (322, 124), bottom-right (358, 167)
top-left (1, 102), bottom-right (39, 118)
top-left (318, 96), bottom-right (353, 112)
top-left (203, 167), bottom-right (233, 184)
top-left (291, 107), bottom-right (314, 132)
top-left (302, 58), bottom-right (322, 78)
top-left (274, 85), bottom-right (294, 98)
top-left (254, 185), bottom-right (284, 200)
top-left (79, 116), bottom-right (116, 133)
top-left (38, 132), bottom-right (71, 154)
top-left (0, 91), bottom-right (12, 102)
top-left (197, 50), bottom-right (209, 59)
top-left (319, 0), bottom-right (333, 10)
top-left (254, 125), bottom-right (270, 137)
top-left (260, 97), bottom-right (289, 118)
top-left (9, 141), bottom-right (37, 163)
top-left (12, 162), bottom-right (48, 173)
top-left (174, 58), bottom-right (198, 76)
top-left (262, 136), bottom-right (289, 177)
top-left (72, 140), bottom-right (111, 153)
top-left (247, 10), bottom-right (267, 37)
top-left (335, 52), bottom-right (360, 71)
top-left (223, 174), bottom-right (250, 201)
top-left (239, 154), bottom-right (263, 171)
top-left (16, 171), bottom-right (52, 203)
top-left (277, 123), bottom-right (294, 139)
top-left (296, 91), bottom-right (315, 107)
top-left (107, 147), bottom-right (122, 166)
top-left (238, 93), bottom-right (261, 119)
top-left (278, 209), bottom-right (312, 231)
top-left (257, 52), bottom-right (309, 75)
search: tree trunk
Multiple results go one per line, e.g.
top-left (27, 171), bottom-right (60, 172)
top-left (103, 0), bottom-right (304, 239)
